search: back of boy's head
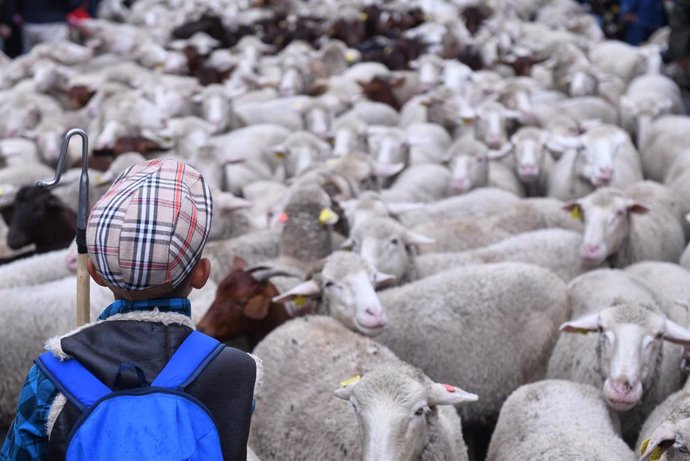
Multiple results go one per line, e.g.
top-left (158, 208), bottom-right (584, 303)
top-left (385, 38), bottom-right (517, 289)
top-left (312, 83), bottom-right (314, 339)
top-left (86, 159), bottom-right (213, 300)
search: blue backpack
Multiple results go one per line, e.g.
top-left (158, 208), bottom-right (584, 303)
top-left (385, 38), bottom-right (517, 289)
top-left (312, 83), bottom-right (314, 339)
top-left (35, 331), bottom-right (225, 461)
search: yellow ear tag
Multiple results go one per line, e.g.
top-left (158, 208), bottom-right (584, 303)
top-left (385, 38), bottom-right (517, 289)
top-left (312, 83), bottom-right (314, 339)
top-left (274, 151), bottom-right (286, 159)
top-left (345, 50), bottom-right (358, 63)
top-left (651, 446), bottom-right (663, 461)
top-left (357, 12), bottom-right (368, 21)
top-left (640, 439), bottom-right (650, 455)
top-left (570, 207), bottom-right (581, 220)
top-left (319, 208), bottom-right (337, 225)
top-left (462, 118), bottom-right (474, 125)
top-left (0, 187), bottom-right (5, 197)
top-left (341, 375), bottom-right (361, 387)
top-left (294, 295), bottom-right (307, 307)
top-left (573, 328), bottom-right (590, 335)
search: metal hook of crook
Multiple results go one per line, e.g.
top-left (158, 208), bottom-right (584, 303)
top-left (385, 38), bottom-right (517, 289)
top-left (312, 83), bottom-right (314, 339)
top-left (36, 128), bottom-right (90, 253)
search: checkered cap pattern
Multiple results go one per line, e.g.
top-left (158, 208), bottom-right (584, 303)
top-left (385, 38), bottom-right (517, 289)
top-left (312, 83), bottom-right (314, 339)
top-left (86, 159), bottom-right (213, 294)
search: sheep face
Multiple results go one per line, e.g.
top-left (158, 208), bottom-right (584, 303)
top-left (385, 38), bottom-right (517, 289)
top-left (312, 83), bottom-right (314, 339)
top-left (303, 105), bottom-right (333, 141)
top-left (473, 102), bottom-right (520, 150)
top-left (410, 55), bottom-right (443, 92)
top-left (367, 128), bottom-right (409, 166)
top-left (198, 91), bottom-right (230, 133)
top-left (561, 304), bottom-right (690, 412)
top-left (274, 252), bottom-right (390, 336)
top-left (568, 69), bottom-right (598, 98)
top-left (450, 151), bottom-right (489, 194)
top-left (335, 365), bottom-right (477, 461)
top-left (279, 66), bottom-right (306, 97)
top-left (562, 188), bottom-right (649, 265)
top-left (511, 128), bottom-right (548, 182)
top-left (641, 418), bottom-right (690, 461)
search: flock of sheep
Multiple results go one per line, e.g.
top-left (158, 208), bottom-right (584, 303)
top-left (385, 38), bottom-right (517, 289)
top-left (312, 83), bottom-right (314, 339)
top-left (2, 0), bottom-right (690, 459)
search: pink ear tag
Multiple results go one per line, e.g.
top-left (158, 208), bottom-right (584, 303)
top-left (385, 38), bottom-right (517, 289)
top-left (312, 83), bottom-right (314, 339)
top-left (442, 384), bottom-right (456, 393)
top-left (278, 212), bottom-right (289, 224)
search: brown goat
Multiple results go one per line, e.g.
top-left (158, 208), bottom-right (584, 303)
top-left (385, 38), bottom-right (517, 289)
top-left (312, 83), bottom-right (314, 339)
top-left (196, 258), bottom-right (298, 350)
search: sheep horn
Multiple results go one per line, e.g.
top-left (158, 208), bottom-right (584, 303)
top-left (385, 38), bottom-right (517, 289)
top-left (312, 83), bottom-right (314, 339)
top-left (252, 270), bottom-right (300, 283)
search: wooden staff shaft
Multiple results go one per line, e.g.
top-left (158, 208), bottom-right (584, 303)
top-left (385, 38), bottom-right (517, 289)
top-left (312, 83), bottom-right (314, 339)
top-left (76, 253), bottom-right (90, 326)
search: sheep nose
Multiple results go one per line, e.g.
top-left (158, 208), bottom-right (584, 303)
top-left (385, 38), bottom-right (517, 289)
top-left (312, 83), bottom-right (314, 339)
top-left (611, 379), bottom-right (633, 394)
top-left (487, 138), bottom-right (502, 149)
top-left (519, 164), bottom-right (538, 176)
top-left (599, 167), bottom-right (613, 180)
top-left (453, 179), bottom-right (470, 192)
top-left (584, 244), bottom-right (600, 254)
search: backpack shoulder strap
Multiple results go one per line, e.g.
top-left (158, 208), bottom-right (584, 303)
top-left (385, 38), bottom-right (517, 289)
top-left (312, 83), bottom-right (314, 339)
top-left (151, 331), bottom-right (224, 390)
top-left (35, 352), bottom-right (112, 412)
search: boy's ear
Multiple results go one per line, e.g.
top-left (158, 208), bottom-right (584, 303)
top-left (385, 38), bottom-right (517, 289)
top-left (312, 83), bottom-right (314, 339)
top-left (190, 258), bottom-right (211, 290)
top-left (87, 257), bottom-right (109, 287)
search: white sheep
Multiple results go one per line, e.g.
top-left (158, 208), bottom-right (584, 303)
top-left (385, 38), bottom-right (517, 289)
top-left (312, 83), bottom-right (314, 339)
top-left (487, 380), bottom-right (635, 460)
top-left (376, 262), bottom-right (569, 428)
top-left (446, 136), bottom-right (526, 197)
top-left (620, 74), bottom-right (685, 147)
top-left (562, 182), bottom-right (685, 267)
top-left (547, 269), bottom-right (690, 443)
top-left (397, 188), bottom-right (521, 228)
top-left (546, 124), bottom-right (643, 200)
top-left (380, 164), bottom-right (454, 204)
top-left (414, 228), bottom-right (595, 282)
top-left (0, 277), bottom-right (114, 427)
top-left (411, 197), bottom-right (583, 253)
top-left (508, 127), bottom-right (552, 195)
top-left (250, 317), bottom-right (474, 461)
top-left (636, 383), bottom-right (690, 461)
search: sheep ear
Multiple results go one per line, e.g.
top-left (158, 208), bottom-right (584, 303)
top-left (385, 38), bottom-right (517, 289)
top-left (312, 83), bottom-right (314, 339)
top-left (625, 200), bottom-right (650, 215)
top-left (546, 135), bottom-right (582, 153)
top-left (404, 230), bottom-right (434, 246)
top-left (427, 383), bottom-right (478, 406)
top-left (340, 237), bottom-right (355, 250)
top-left (272, 279), bottom-right (321, 303)
top-left (215, 192), bottom-right (252, 210)
top-left (561, 201), bottom-right (583, 220)
top-left (232, 256), bottom-right (248, 271)
top-left (663, 319), bottom-right (690, 346)
top-left (560, 313), bottom-right (600, 334)
top-left (639, 421), bottom-right (676, 461)
top-left (487, 143), bottom-right (512, 159)
top-left (386, 202), bottom-right (423, 215)
top-left (371, 162), bottom-right (405, 178)
top-left (374, 271), bottom-right (396, 288)
top-left (334, 375), bottom-right (361, 400)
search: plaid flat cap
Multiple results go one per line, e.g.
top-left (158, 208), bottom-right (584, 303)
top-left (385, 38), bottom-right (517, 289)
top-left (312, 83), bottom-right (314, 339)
top-left (87, 159), bottom-right (213, 298)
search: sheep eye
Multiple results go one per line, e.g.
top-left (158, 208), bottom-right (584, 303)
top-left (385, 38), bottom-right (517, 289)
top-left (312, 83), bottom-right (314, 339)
top-left (324, 281), bottom-right (334, 289)
top-left (414, 407), bottom-right (425, 416)
top-left (678, 444), bottom-right (689, 454)
top-left (390, 238), bottom-right (399, 246)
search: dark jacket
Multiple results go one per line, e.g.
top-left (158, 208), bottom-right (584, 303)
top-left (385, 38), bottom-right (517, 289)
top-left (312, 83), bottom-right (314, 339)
top-left (47, 319), bottom-right (257, 461)
top-left (668, 0), bottom-right (690, 61)
top-left (2, 0), bottom-right (81, 25)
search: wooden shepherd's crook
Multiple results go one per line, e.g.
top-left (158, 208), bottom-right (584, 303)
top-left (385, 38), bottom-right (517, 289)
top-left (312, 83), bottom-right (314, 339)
top-left (37, 128), bottom-right (90, 326)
